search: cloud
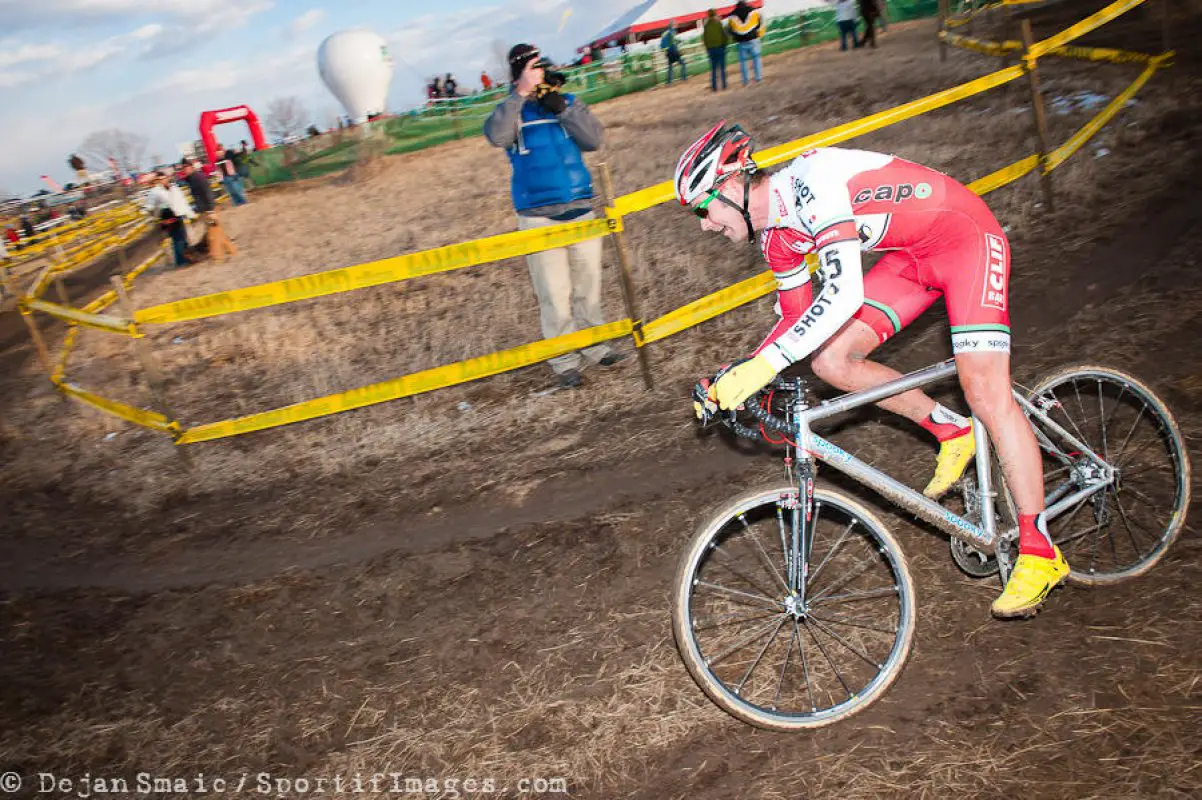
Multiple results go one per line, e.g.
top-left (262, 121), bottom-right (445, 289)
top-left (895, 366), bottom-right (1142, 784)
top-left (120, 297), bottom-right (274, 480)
top-left (0, 43), bottom-right (63, 69)
top-left (0, 0), bottom-right (276, 33)
top-left (286, 9), bottom-right (326, 40)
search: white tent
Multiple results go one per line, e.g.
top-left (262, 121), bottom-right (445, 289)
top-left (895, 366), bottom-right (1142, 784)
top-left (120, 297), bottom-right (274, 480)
top-left (584, 0), bottom-right (826, 50)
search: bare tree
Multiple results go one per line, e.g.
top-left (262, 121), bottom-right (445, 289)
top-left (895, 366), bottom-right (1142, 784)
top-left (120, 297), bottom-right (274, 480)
top-left (78, 129), bottom-right (148, 175)
top-left (265, 96), bottom-right (309, 142)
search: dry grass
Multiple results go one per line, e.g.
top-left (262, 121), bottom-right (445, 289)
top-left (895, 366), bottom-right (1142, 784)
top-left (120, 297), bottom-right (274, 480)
top-left (1, 14), bottom-right (1201, 798)
top-left (2, 18), bottom-right (1192, 519)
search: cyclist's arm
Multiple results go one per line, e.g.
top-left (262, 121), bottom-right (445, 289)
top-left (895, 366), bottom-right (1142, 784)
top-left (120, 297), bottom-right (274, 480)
top-left (756, 220), bottom-right (864, 371)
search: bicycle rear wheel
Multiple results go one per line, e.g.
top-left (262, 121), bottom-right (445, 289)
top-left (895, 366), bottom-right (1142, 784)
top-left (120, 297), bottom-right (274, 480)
top-left (672, 486), bottom-right (916, 731)
top-left (1025, 365), bottom-right (1191, 586)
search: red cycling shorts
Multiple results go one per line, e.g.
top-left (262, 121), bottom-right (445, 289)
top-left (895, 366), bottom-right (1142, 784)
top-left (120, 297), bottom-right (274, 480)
top-left (852, 197), bottom-right (1012, 355)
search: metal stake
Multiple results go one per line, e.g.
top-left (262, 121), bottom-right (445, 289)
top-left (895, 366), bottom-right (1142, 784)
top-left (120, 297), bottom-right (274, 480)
top-left (110, 276), bottom-right (193, 466)
top-left (598, 162), bottom-right (654, 390)
top-left (1021, 19), bottom-right (1055, 213)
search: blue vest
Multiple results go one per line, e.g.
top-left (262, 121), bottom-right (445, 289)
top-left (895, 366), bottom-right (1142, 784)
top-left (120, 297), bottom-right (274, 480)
top-left (506, 94), bottom-right (593, 212)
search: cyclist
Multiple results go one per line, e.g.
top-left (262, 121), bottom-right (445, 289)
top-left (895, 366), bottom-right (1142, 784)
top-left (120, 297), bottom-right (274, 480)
top-left (679, 121), bottom-right (1067, 618)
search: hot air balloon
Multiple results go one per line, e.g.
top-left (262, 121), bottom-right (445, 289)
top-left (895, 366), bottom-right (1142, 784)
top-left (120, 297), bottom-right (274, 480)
top-left (317, 29), bottom-right (394, 123)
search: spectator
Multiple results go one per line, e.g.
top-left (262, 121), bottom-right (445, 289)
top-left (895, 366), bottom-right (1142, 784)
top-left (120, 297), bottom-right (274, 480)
top-left (660, 21), bottom-right (687, 85)
top-left (480, 70), bottom-right (493, 91)
top-left (180, 159), bottom-right (214, 214)
top-left (427, 77), bottom-right (441, 102)
top-left (483, 43), bottom-right (624, 389)
top-left (234, 140), bottom-right (254, 180)
top-left (4, 226), bottom-right (19, 251)
top-left (220, 146), bottom-right (249, 206)
top-left (180, 159), bottom-right (236, 261)
top-left (703, 8), bottom-right (730, 92)
top-left (833, 0), bottom-right (860, 51)
top-left (858, 0), bottom-right (880, 48)
top-left (444, 73), bottom-right (458, 97)
top-left (20, 216), bottom-right (34, 240)
top-left (68, 153), bottom-right (87, 182)
top-left (728, 1), bottom-right (763, 85)
top-left (143, 171), bottom-right (196, 267)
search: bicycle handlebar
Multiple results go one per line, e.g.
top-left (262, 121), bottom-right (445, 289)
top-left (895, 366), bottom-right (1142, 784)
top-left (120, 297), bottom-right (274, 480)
top-left (704, 376), bottom-right (808, 442)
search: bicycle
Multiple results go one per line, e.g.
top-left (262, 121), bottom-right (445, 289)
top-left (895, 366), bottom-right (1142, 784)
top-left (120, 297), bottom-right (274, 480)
top-left (672, 359), bottom-right (1191, 731)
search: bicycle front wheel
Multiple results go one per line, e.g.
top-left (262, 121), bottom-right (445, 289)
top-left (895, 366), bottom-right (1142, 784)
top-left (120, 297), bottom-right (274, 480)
top-left (672, 486), bottom-right (916, 731)
top-left (1026, 365), bottom-right (1191, 586)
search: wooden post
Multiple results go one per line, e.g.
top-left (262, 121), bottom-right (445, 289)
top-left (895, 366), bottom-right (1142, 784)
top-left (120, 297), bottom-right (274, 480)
top-left (1020, 20), bottom-right (1055, 213)
top-left (938, 0), bottom-right (949, 63)
top-left (598, 162), bottom-right (654, 390)
top-left (450, 102), bottom-right (462, 139)
top-left (1159, 0), bottom-right (1171, 54)
top-left (4, 271), bottom-right (55, 379)
top-left (110, 276), bottom-right (193, 466)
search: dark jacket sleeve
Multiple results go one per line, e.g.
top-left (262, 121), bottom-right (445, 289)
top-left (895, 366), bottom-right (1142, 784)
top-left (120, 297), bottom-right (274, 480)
top-left (483, 93), bottom-right (525, 149)
top-left (559, 99), bottom-right (604, 152)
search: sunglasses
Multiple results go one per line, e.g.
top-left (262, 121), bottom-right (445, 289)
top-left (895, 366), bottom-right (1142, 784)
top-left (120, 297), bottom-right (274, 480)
top-left (691, 189), bottom-right (720, 219)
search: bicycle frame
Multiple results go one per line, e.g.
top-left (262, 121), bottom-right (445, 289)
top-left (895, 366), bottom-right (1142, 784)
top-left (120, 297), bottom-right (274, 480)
top-left (788, 359), bottom-right (1117, 554)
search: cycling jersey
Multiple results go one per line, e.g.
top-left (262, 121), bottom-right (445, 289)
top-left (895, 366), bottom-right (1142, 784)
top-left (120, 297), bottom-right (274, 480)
top-left (753, 147), bottom-right (1011, 371)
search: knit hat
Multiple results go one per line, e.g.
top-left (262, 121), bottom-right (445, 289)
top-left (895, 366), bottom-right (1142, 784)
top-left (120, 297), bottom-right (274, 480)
top-left (508, 43), bottom-right (547, 80)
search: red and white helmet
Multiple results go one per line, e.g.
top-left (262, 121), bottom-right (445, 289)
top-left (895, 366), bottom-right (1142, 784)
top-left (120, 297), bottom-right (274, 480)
top-left (674, 121), bottom-right (757, 206)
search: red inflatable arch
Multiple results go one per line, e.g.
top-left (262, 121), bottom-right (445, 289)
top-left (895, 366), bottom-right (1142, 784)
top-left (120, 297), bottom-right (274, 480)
top-left (198, 105), bottom-right (268, 166)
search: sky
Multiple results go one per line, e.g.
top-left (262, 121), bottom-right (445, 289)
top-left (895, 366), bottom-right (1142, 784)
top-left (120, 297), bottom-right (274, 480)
top-left (0, 0), bottom-right (636, 196)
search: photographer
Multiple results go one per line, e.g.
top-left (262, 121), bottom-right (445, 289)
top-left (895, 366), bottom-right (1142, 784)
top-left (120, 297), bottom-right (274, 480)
top-left (483, 43), bottom-right (622, 389)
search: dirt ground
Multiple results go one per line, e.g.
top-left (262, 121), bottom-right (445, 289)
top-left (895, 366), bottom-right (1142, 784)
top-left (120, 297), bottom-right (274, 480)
top-left (2, 4), bottom-right (1200, 798)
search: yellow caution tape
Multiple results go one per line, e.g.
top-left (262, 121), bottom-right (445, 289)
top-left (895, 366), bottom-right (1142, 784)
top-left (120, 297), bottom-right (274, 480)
top-left (967, 154), bottom-right (1040, 195)
top-left (21, 298), bottom-right (133, 334)
top-left (945, 1), bottom-right (1005, 29)
top-left (939, 32), bottom-right (1022, 57)
top-left (136, 216), bottom-right (619, 325)
top-left (613, 65), bottom-right (1025, 216)
top-left (58, 382), bottom-right (180, 433)
top-left (756, 65), bottom-right (1025, 168)
top-left (1045, 57), bottom-right (1163, 172)
top-left (642, 272), bottom-right (776, 345)
top-left (1026, 0), bottom-right (1145, 63)
top-left (53, 327), bottom-right (80, 383)
top-left (1049, 45), bottom-right (1155, 64)
top-left (176, 319), bottom-right (634, 444)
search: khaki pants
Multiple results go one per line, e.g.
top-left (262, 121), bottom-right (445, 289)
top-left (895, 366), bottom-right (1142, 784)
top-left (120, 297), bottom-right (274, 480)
top-left (518, 210), bottom-right (613, 375)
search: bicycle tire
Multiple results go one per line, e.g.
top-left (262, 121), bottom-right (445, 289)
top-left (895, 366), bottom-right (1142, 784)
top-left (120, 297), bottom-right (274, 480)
top-left (672, 485), bottom-right (916, 731)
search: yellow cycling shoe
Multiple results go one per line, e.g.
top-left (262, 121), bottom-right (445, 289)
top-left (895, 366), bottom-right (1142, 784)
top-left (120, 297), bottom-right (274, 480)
top-left (991, 547), bottom-right (1070, 619)
top-left (922, 422), bottom-right (976, 499)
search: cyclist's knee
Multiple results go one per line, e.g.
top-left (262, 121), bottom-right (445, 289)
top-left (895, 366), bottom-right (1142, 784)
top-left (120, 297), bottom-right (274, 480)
top-left (961, 373), bottom-right (1014, 423)
top-left (811, 346), bottom-right (857, 382)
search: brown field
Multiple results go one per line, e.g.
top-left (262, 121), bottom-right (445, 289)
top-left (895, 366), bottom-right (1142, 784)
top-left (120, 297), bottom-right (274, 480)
top-left (2, 3), bottom-right (1201, 798)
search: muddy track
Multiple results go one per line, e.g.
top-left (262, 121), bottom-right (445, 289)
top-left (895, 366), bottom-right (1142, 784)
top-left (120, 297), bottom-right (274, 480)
top-left (5, 155), bottom-right (1199, 594)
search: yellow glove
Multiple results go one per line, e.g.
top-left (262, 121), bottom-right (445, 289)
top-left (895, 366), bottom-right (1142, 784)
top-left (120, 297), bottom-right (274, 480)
top-left (711, 354), bottom-right (778, 411)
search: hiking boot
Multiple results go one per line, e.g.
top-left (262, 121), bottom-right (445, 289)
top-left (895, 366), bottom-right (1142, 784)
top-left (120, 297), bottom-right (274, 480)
top-left (598, 352), bottom-right (627, 368)
top-left (557, 369), bottom-right (583, 388)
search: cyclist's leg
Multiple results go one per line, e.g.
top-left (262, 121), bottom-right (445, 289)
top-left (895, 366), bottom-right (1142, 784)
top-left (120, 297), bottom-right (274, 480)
top-left (936, 210), bottom-right (1066, 613)
top-left (811, 250), bottom-right (942, 424)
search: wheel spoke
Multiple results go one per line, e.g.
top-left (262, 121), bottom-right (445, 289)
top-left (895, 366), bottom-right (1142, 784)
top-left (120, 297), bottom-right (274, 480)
top-left (737, 512), bottom-right (789, 593)
top-left (808, 611), bottom-right (900, 635)
top-left (807, 520), bottom-right (856, 588)
top-left (705, 614), bottom-right (787, 668)
top-left (695, 580), bottom-right (779, 610)
top-left (693, 607), bottom-right (780, 632)
top-left (772, 624), bottom-right (798, 711)
top-left (808, 551), bottom-right (881, 603)
top-left (1111, 486), bottom-right (1146, 561)
top-left (804, 619), bottom-right (852, 699)
top-left (792, 618), bottom-right (818, 712)
top-left (810, 585), bottom-right (899, 606)
top-left (709, 530), bottom-right (782, 600)
top-left (808, 616), bottom-right (882, 669)
top-left (1113, 401), bottom-right (1149, 463)
top-left (735, 615), bottom-right (790, 696)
